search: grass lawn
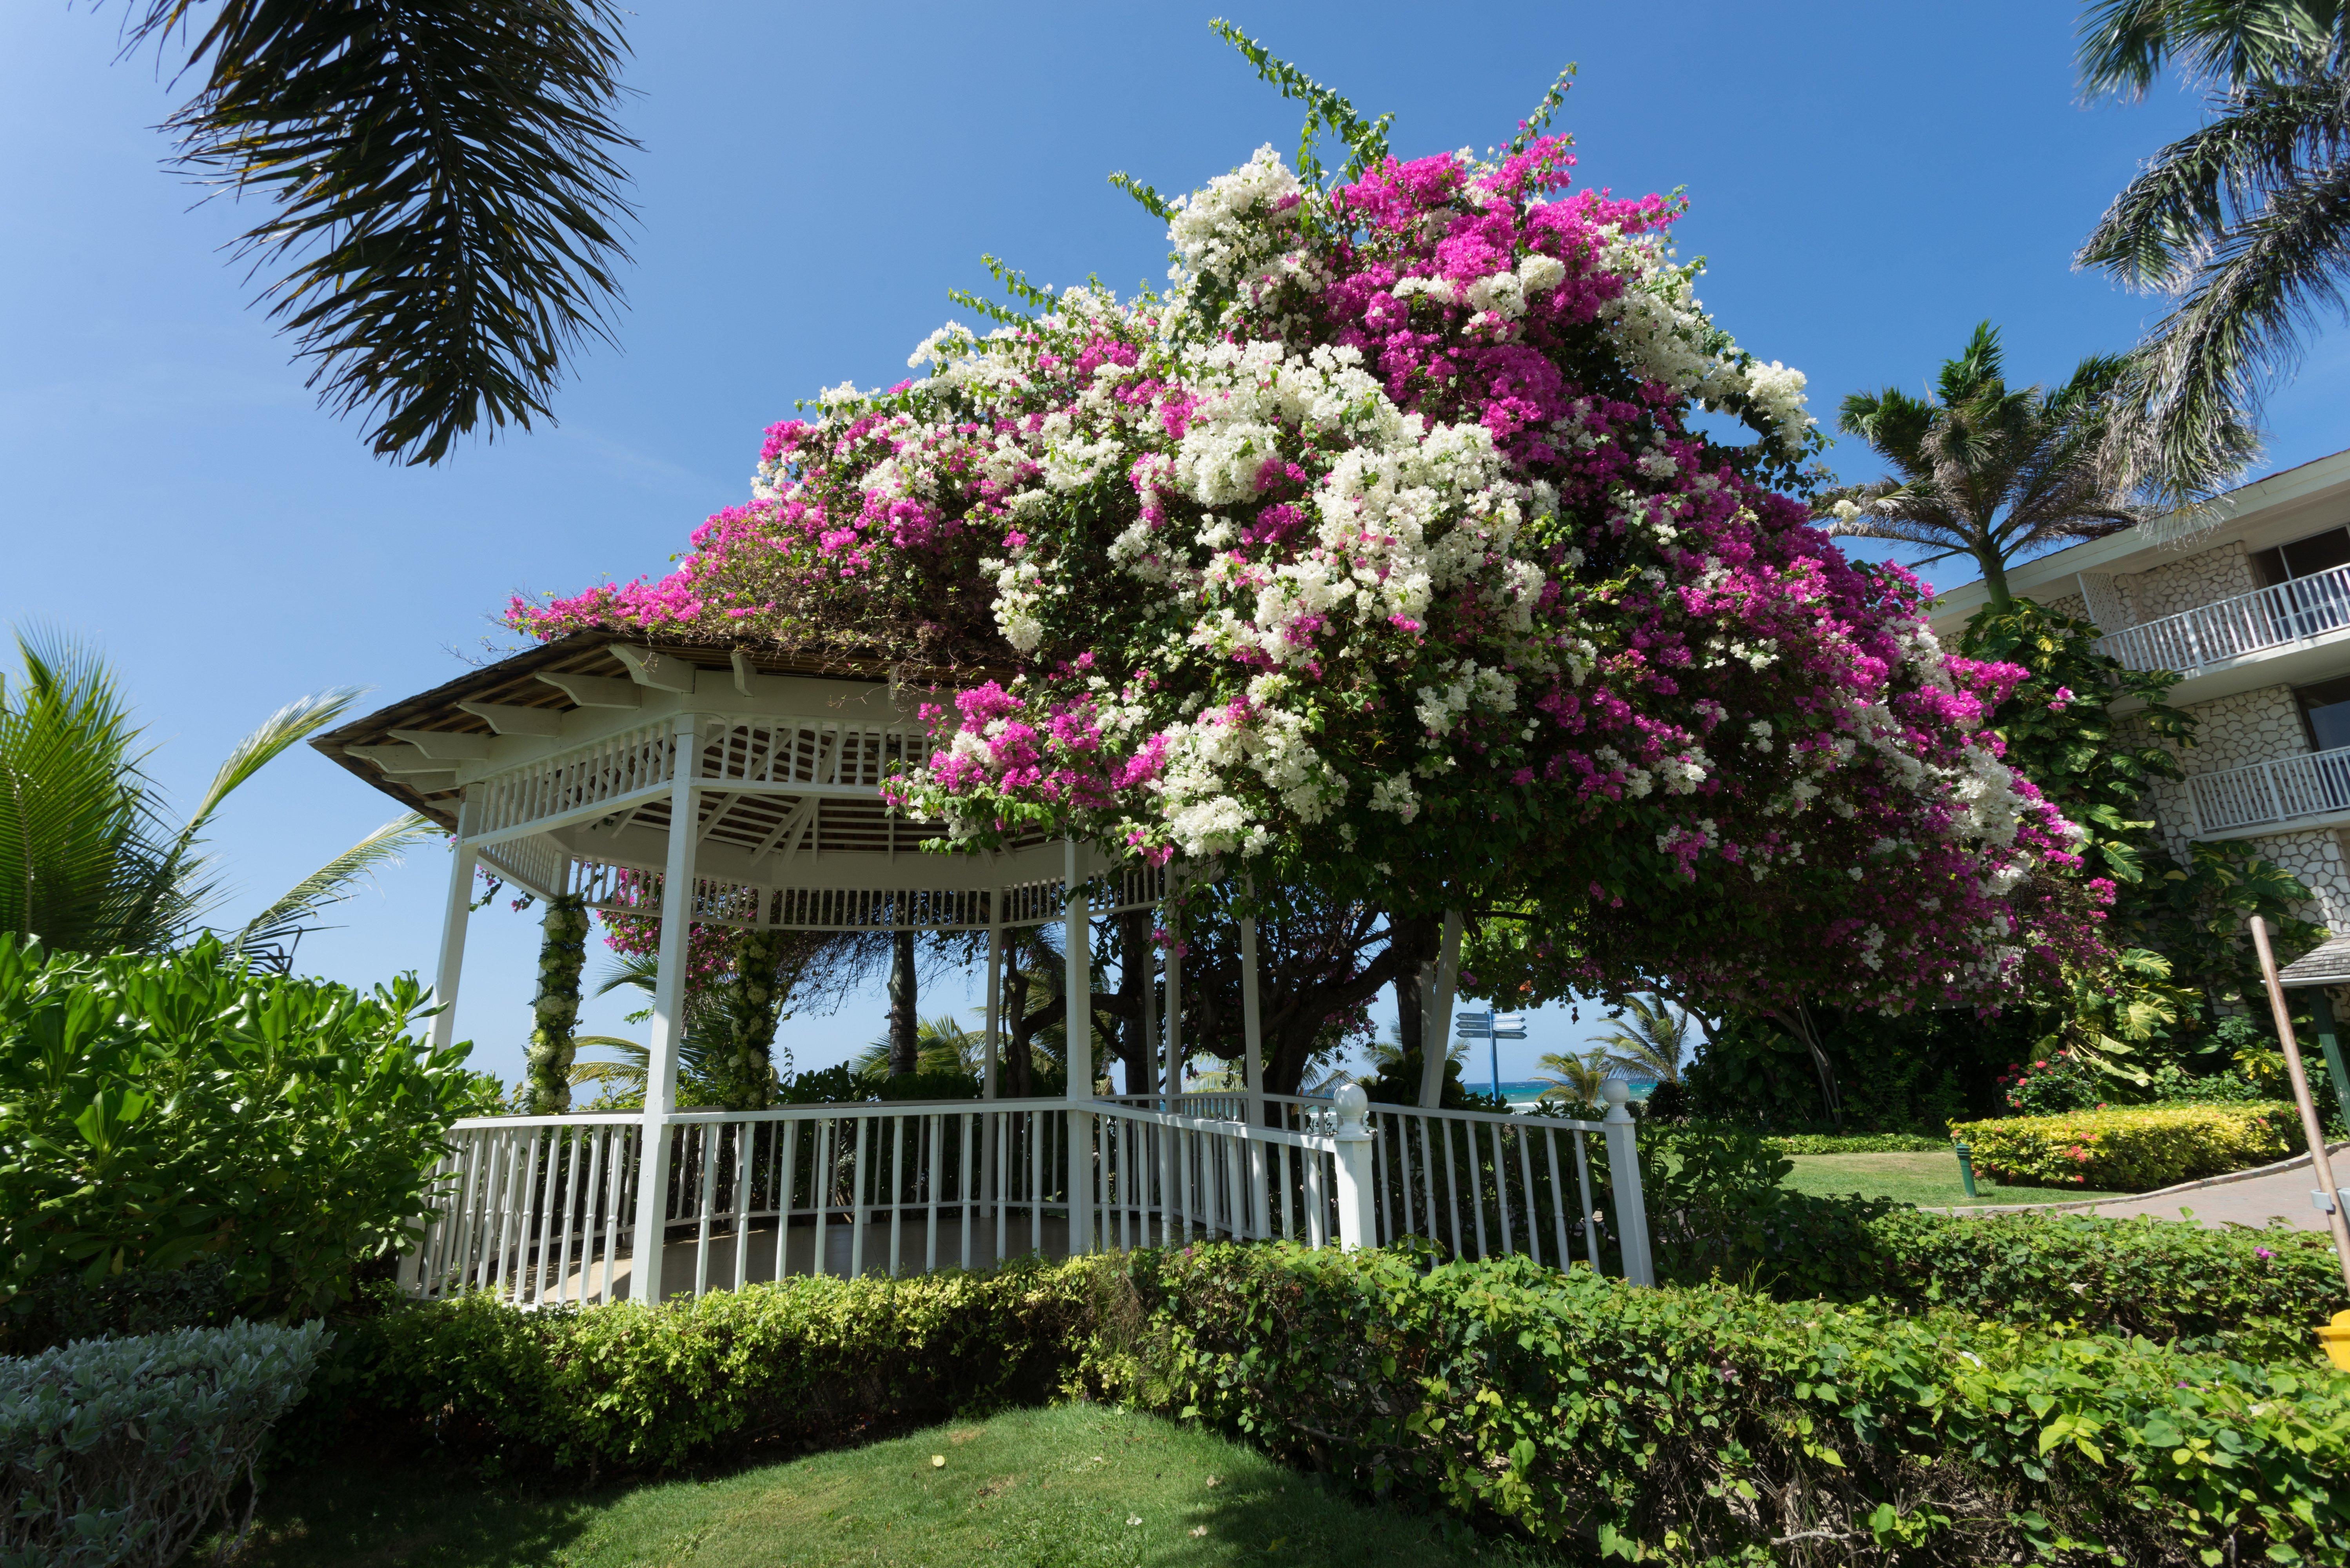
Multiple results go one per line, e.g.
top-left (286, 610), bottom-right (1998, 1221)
top-left (210, 1403), bottom-right (1552, 1568)
top-left (1780, 1150), bottom-right (2135, 1207)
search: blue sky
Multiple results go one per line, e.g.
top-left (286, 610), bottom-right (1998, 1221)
top-left (7, 2), bottom-right (2346, 1091)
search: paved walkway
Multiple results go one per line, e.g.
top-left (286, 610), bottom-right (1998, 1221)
top-left (2083, 1165), bottom-right (2334, 1229)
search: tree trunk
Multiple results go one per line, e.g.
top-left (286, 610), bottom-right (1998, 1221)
top-left (1002, 959), bottom-right (1034, 1098)
top-left (1977, 541), bottom-right (2014, 612)
top-left (1116, 909), bottom-right (1153, 1096)
top-left (886, 928), bottom-right (917, 1076)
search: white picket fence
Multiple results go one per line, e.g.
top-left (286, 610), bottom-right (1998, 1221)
top-left (399, 1091), bottom-right (1653, 1307)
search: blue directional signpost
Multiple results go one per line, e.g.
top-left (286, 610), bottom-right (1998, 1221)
top-left (1455, 1009), bottom-right (1529, 1100)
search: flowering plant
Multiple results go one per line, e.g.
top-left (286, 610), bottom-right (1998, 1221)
top-left (510, 38), bottom-right (2103, 1014)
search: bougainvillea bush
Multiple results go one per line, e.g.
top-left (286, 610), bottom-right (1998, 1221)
top-left (510, 49), bottom-right (2103, 1016)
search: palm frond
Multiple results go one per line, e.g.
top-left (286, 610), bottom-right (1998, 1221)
top-left (2077, 0), bottom-right (2338, 100)
top-left (232, 811), bottom-right (439, 967)
top-left (0, 628), bottom-right (184, 952)
top-left (2118, 151), bottom-right (2350, 507)
top-left (124, 0), bottom-right (639, 465)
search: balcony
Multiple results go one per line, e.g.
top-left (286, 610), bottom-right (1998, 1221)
top-left (2187, 743), bottom-right (2350, 837)
top-left (2097, 565), bottom-right (2350, 675)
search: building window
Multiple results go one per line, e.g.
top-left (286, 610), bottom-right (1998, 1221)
top-left (2296, 674), bottom-right (2350, 753)
top-left (2250, 525), bottom-right (2350, 588)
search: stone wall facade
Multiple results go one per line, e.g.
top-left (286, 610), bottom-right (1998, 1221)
top-left (2249, 826), bottom-right (2350, 928)
top-left (2118, 539), bottom-right (2257, 625)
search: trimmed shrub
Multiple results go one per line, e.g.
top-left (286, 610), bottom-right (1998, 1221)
top-left (1107, 1243), bottom-right (2350, 1566)
top-left (1949, 1103), bottom-right (2297, 1191)
top-left (1831, 1207), bottom-right (2345, 1359)
top-left (1762, 1132), bottom-right (1951, 1154)
top-left (337, 1257), bottom-right (1099, 1470)
top-left (2, 1319), bottom-right (327, 1568)
top-left (0, 936), bottom-right (485, 1325)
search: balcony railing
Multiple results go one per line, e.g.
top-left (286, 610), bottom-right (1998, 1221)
top-left (2096, 564), bottom-right (2350, 674)
top-left (2188, 743), bottom-right (2350, 835)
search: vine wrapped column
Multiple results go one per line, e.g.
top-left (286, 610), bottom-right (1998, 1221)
top-left (709, 926), bottom-right (792, 1110)
top-left (523, 894), bottom-right (589, 1114)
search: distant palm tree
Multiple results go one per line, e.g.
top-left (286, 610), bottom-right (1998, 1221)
top-left (2075, 1), bottom-right (2337, 509)
top-left (108, 2), bottom-right (638, 464)
top-left (1364, 1022), bottom-right (1468, 1071)
top-left (1533, 1047), bottom-right (1614, 1105)
top-left (1818, 323), bottom-right (2150, 610)
top-left (1594, 994), bottom-right (1693, 1085)
top-left (0, 628), bottom-right (432, 964)
top-left (858, 1013), bottom-right (986, 1079)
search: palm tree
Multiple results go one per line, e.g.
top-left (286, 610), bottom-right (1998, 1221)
top-left (1533, 1047), bottom-right (1615, 1105)
top-left (858, 1013), bottom-right (987, 1079)
top-left (107, 2), bottom-right (637, 465)
top-left (0, 628), bottom-right (434, 964)
top-left (2074, 1), bottom-right (2337, 510)
top-left (1818, 323), bottom-right (2151, 610)
top-left (1593, 994), bottom-right (1693, 1085)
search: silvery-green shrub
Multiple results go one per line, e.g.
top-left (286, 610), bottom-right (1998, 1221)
top-left (1, 1319), bottom-right (325, 1568)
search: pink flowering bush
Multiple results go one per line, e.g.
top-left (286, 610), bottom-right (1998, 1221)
top-left (510, 69), bottom-right (2103, 1014)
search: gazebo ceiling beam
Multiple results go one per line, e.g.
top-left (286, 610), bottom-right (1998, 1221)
top-left (610, 645), bottom-right (699, 693)
top-left (389, 728), bottom-right (495, 762)
top-left (534, 671), bottom-right (641, 709)
top-left (455, 701), bottom-right (565, 736)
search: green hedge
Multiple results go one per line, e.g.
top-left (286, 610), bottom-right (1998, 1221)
top-left (327, 1247), bottom-right (2350, 1564)
top-left (1108, 1244), bottom-right (2350, 1565)
top-left (335, 1258), bottom-right (1097, 1470)
top-left (1778, 1203), bottom-right (2345, 1360)
top-left (4, 1320), bottom-right (327, 1568)
top-left (1761, 1132), bottom-right (1952, 1154)
top-left (1950, 1103), bottom-right (2298, 1191)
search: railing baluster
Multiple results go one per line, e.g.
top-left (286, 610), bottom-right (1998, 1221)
top-left (850, 1115), bottom-right (871, 1278)
top-left (1575, 1129), bottom-right (1600, 1272)
top-left (694, 1123), bottom-right (720, 1298)
top-left (776, 1121), bottom-right (801, 1279)
top-left (732, 1122), bottom-right (752, 1293)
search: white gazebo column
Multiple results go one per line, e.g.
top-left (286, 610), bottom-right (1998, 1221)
top-left (429, 795), bottom-right (478, 1051)
top-left (1163, 895), bottom-right (1183, 1109)
top-left (1239, 897), bottom-right (1267, 1126)
top-left (1063, 839), bottom-right (1093, 1253)
top-left (1139, 915), bottom-right (1157, 1102)
top-left (1417, 909), bottom-right (1463, 1108)
top-left (630, 713), bottom-right (701, 1303)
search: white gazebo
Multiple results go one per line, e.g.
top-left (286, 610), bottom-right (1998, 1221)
top-left (318, 631), bottom-right (1651, 1302)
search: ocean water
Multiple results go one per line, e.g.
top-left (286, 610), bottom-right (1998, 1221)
top-left (1489, 1078), bottom-right (1658, 1105)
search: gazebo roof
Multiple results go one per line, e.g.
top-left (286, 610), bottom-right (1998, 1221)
top-left (314, 631), bottom-right (1142, 931)
top-left (2278, 935), bottom-right (2350, 988)
top-left (312, 628), bottom-right (961, 829)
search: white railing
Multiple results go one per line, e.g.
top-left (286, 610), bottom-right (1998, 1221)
top-left (401, 1091), bottom-right (1653, 1306)
top-left (2096, 564), bottom-right (2350, 675)
top-left (2186, 743), bottom-right (2350, 835)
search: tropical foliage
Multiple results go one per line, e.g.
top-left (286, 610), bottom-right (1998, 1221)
top-left (109, 0), bottom-right (638, 464)
top-left (2076, 0), bottom-right (2337, 508)
top-left (0, 937), bottom-right (485, 1319)
top-left (1818, 323), bottom-right (2148, 609)
top-left (1591, 991), bottom-right (1692, 1083)
top-left (0, 629), bottom-right (435, 966)
top-left (511, 31), bottom-right (2105, 1027)
top-left (1533, 1045), bottom-right (1613, 1103)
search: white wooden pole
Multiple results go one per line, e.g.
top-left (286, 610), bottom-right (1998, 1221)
top-left (2250, 916), bottom-right (2350, 1290)
top-left (1164, 890), bottom-right (1184, 1109)
top-left (982, 917), bottom-right (1002, 1101)
top-left (1239, 891), bottom-right (1267, 1127)
top-left (1418, 910), bottom-right (1463, 1108)
top-left (630, 713), bottom-right (701, 1303)
top-left (429, 794), bottom-right (478, 1052)
top-left (1064, 838), bottom-right (1093, 1253)
top-left (1139, 908), bottom-right (1158, 1103)
top-left (1600, 1080), bottom-right (1655, 1287)
top-left (1330, 1083), bottom-right (1377, 1250)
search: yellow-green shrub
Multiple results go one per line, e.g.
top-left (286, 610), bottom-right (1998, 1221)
top-left (1950, 1103), bottom-right (2297, 1191)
